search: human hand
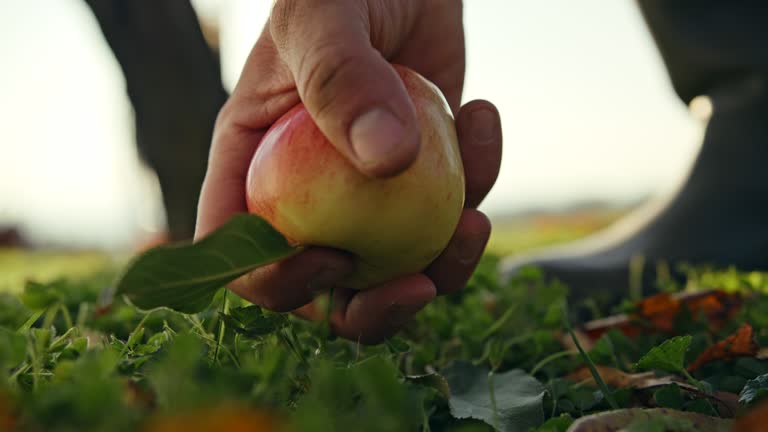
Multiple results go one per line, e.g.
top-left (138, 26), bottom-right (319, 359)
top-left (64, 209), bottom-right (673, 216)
top-left (196, 0), bottom-right (502, 343)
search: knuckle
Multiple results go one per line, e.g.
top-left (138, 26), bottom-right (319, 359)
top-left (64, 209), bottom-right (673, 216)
top-left (268, 0), bottom-right (299, 46)
top-left (297, 43), bottom-right (365, 118)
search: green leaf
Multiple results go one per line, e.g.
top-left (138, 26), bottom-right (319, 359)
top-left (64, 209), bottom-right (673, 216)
top-left (635, 335), bottom-right (692, 374)
top-left (442, 360), bottom-right (545, 432)
top-left (115, 214), bottom-right (299, 313)
top-left (587, 333), bottom-right (618, 367)
top-left (220, 305), bottom-right (289, 338)
top-left (739, 373), bottom-right (768, 405)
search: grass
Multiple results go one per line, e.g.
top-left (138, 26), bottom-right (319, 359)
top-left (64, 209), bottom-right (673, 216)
top-left (485, 206), bottom-right (627, 256)
top-left (0, 206), bottom-right (766, 431)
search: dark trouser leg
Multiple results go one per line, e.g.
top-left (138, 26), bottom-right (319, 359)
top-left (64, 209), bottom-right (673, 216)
top-left (85, 0), bottom-right (228, 242)
top-left (501, 1), bottom-right (768, 302)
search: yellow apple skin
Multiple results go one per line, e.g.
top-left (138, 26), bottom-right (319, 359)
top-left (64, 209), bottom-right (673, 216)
top-left (245, 65), bottom-right (465, 289)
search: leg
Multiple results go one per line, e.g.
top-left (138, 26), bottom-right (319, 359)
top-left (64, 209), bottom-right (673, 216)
top-left (85, 0), bottom-right (228, 241)
top-left (501, 1), bottom-right (768, 302)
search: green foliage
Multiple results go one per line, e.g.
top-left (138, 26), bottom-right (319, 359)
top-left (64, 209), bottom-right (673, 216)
top-left (292, 356), bottom-right (426, 432)
top-left (219, 305), bottom-right (290, 338)
top-left (1, 251), bottom-right (767, 431)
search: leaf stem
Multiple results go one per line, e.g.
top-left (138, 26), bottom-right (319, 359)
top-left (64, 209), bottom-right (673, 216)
top-left (481, 304), bottom-right (518, 340)
top-left (488, 371), bottom-right (501, 431)
top-left (17, 310), bottom-right (44, 333)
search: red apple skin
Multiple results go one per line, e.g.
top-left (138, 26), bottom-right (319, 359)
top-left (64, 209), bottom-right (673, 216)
top-left (245, 65), bottom-right (465, 290)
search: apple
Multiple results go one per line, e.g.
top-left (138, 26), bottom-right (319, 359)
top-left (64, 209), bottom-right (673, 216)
top-left (245, 65), bottom-right (465, 289)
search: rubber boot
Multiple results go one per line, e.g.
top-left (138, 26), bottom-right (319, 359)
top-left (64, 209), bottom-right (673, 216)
top-left (500, 1), bottom-right (768, 302)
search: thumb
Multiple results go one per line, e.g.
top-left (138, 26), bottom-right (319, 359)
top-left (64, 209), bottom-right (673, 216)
top-left (270, 0), bottom-right (420, 177)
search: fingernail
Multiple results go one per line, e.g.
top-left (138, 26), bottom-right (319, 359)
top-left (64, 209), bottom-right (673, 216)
top-left (308, 267), bottom-right (348, 293)
top-left (349, 108), bottom-right (407, 169)
top-left (457, 235), bottom-right (487, 264)
top-left (469, 109), bottom-right (497, 144)
top-left (387, 303), bottom-right (427, 328)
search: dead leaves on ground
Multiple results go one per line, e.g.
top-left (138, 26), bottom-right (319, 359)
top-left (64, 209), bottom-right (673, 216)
top-left (688, 323), bottom-right (759, 373)
top-left (557, 290), bottom-right (766, 427)
top-left (566, 365), bottom-right (655, 389)
top-left (583, 290), bottom-right (743, 340)
top-left (565, 365), bottom-right (740, 416)
top-left (572, 290), bottom-right (759, 373)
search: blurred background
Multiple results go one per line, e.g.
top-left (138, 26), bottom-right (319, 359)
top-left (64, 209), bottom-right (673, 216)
top-left (1, 1), bottom-right (711, 268)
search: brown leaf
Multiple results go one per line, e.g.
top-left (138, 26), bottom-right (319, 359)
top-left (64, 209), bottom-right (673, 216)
top-left (566, 365), bottom-right (656, 389)
top-left (687, 323), bottom-right (759, 373)
top-left (581, 290), bottom-right (742, 341)
top-left (565, 366), bottom-right (739, 416)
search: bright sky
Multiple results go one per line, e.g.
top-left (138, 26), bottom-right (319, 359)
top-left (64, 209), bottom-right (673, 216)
top-left (0, 0), bottom-right (703, 249)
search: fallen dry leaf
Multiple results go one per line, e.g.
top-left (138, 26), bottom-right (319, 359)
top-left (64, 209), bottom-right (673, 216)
top-left (582, 290), bottom-right (742, 341)
top-left (566, 365), bottom-right (656, 389)
top-left (687, 323), bottom-right (759, 373)
top-left (558, 328), bottom-right (596, 352)
top-left (565, 365), bottom-right (739, 416)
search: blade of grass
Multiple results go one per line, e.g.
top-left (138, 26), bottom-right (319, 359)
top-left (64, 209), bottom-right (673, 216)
top-left (58, 302), bottom-right (73, 329)
top-left (481, 304), bottom-right (518, 340)
top-left (562, 301), bottom-right (619, 410)
top-left (530, 350), bottom-right (578, 376)
top-left (17, 310), bottom-right (45, 333)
